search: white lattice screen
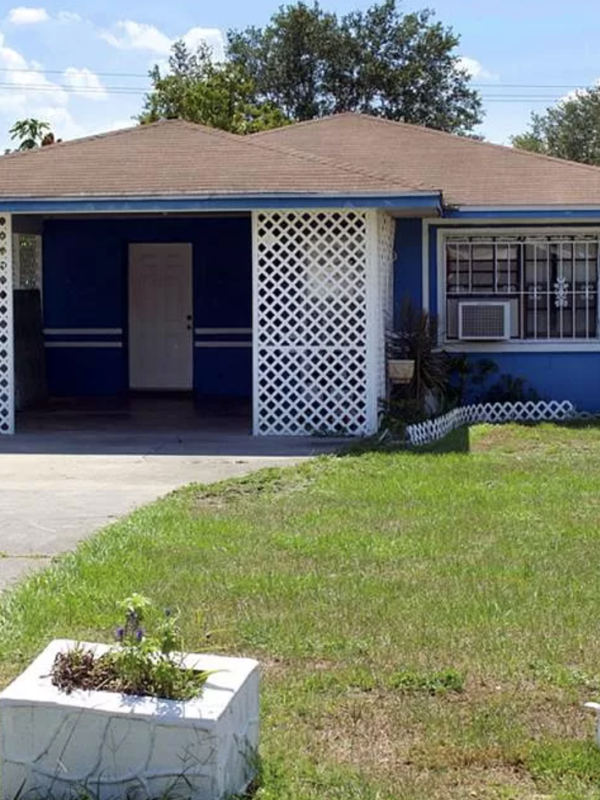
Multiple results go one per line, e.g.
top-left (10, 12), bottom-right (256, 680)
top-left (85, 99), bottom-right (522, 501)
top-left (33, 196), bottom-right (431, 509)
top-left (0, 214), bottom-right (14, 434)
top-left (254, 209), bottom-right (378, 436)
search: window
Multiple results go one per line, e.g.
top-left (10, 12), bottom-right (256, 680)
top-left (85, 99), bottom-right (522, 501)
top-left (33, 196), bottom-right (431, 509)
top-left (445, 235), bottom-right (599, 340)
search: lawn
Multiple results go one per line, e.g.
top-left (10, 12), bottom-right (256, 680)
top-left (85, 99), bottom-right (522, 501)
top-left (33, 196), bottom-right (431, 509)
top-left (3, 424), bottom-right (600, 798)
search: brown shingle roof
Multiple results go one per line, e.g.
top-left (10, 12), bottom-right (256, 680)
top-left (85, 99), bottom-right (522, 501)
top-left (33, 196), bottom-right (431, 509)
top-left (0, 118), bottom-right (423, 199)
top-left (253, 113), bottom-right (600, 207)
top-left (3, 113), bottom-right (600, 206)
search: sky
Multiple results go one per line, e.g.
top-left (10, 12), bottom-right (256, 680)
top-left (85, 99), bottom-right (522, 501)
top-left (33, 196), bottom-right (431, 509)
top-left (0, 0), bottom-right (599, 151)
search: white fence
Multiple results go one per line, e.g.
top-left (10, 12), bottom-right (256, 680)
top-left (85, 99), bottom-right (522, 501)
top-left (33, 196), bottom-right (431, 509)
top-left (405, 400), bottom-right (576, 447)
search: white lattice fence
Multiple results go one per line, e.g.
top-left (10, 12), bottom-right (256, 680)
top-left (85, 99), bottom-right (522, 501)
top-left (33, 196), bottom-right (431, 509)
top-left (0, 214), bottom-right (13, 434)
top-left (254, 209), bottom-right (370, 435)
top-left (406, 400), bottom-right (576, 446)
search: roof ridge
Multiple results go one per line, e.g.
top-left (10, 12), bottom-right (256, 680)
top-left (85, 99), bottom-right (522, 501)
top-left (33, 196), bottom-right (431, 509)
top-left (345, 113), bottom-right (600, 178)
top-left (250, 113), bottom-right (353, 137)
top-left (0, 118), bottom-right (240, 164)
top-left (256, 111), bottom-right (600, 179)
top-left (240, 125), bottom-right (430, 193)
top-left (0, 119), bottom-right (172, 163)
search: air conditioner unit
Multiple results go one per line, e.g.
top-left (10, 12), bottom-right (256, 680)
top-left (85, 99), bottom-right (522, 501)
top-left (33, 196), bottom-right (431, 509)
top-left (458, 301), bottom-right (511, 341)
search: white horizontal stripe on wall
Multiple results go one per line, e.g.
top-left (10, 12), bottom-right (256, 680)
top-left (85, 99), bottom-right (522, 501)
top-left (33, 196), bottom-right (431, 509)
top-left (195, 328), bottom-right (252, 334)
top-left (44, 342), bottom-right (123, 349)
top-left (44, 328), bottom-right (123, 335)
top-left (194, 341), bottom-right (252, 348)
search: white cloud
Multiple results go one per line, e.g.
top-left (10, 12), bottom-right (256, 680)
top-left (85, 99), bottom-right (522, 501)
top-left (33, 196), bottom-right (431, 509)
top-left (57, 10), bottom-right (82, 23)
top-left (182, 27), bottom-right (225, 62)
top-left (34, 106), bottom-right (85, 139)
top-left (7, 6), bottom-right (49, 25)
top-left (0, 31), bottom-right (67, 117)
top-left (100, 19), bottom-right (226, 61)
top-left (63, 67), bottom-right (107, 100)
top-left (458, 56), bottom-right (497, 82)
top-left (100, 20), bottom-right (172, 54)
top-left (558, 81), bottom-right (600, 104)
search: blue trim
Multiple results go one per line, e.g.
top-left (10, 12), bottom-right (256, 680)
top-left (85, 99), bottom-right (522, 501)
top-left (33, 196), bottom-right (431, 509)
top-left (0, 194), bottom-right (442, 214)
top-left (446, 208), bottom-right (600, 220)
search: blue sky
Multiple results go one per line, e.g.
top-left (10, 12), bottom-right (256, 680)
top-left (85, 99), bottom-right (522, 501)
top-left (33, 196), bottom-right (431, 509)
top-left (0, 0), bottom-right (598, 151)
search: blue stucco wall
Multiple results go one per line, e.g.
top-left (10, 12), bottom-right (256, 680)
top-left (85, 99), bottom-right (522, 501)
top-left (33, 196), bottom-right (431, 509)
top-left (460, 352), bottom-right (600, 411)
top-left (43, 217), bottom-right (252, 398)
top-left (390, 218), bottom-right (600, 411)
top-left (394, 219), bottom-right (422, 318)
top-left (421, 222), bottom-right (600, 412)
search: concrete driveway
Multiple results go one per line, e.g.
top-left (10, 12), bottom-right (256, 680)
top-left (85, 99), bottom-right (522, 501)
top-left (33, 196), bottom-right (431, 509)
top-left (0, 424), bottom-right (341, 591)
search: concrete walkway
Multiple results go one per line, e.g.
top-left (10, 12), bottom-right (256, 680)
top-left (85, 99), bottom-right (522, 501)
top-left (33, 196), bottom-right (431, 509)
top-left (0, 419), bottom-right (342, 591)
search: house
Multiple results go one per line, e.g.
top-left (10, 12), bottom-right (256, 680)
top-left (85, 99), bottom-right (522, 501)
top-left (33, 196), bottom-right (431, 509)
top-left (1, 112), bottom-right (600, 436)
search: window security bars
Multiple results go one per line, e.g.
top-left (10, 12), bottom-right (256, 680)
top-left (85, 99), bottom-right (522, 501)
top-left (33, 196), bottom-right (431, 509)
top-left (446, 236), bottom-right (600, 340)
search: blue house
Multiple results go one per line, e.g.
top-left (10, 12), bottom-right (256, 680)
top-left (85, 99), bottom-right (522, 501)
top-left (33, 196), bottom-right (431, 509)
top-left (0, 113), bottom-right (599, 435)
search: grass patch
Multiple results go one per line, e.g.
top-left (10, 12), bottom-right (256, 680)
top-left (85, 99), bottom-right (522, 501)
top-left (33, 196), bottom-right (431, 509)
top-left (389, 667), bottom-right (465, 694)
top-left (3, 423), bottom-right (600, 797)
top-left (527, 739), bottom-right (600, 789)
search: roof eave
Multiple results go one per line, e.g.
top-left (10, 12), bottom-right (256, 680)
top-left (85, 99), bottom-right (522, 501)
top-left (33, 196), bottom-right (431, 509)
top-left (0, 191), bottom-right (443, 215)
top-left (446, 205), bottom-right (600, 220)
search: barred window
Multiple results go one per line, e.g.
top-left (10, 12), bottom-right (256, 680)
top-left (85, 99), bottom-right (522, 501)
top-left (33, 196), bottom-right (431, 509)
top-left (445, 235), bottom-right (599, 340)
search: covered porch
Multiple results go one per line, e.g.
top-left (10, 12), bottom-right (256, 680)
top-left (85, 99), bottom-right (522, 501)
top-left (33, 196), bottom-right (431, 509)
top-left (1, 205), bottom-right (399, 436)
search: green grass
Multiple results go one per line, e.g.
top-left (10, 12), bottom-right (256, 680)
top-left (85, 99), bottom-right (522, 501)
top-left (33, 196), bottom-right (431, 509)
top-left (4, 423), bottom-right (600, 798)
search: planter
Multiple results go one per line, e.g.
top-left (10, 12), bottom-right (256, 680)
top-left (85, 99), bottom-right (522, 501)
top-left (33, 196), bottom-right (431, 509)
top-left (388, 359), bottom-right (415, 384)
top-left (0, 640), bottom-right (259, 800)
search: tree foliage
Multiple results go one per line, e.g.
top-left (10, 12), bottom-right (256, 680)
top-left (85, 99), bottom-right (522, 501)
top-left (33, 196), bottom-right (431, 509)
top-left (9, 118), bottom-right (52, 150)
top-left (227, 0), bottom-right (483, 134)
top-left (512, 87), bottom-right (600, 165)
top-left (139, 41), bottom-right (289, 133)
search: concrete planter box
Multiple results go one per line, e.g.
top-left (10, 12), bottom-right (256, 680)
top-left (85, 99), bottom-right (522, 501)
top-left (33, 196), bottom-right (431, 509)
top-left (0, 640), bottom-right (260, 800)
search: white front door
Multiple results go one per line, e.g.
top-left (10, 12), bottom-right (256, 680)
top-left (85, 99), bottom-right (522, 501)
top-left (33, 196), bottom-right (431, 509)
top-left (128, 243), bottom-right (193, 390)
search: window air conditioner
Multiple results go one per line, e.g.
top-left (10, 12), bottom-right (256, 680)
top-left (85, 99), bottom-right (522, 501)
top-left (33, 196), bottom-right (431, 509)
top-left (458, 301), bottom-right (511, 341)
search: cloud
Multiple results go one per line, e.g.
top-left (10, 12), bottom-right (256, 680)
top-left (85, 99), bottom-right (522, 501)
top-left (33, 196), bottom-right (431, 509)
top-left (63, 67), bottom-right (107, 100)
top-left (0, 31), bottom-right (67, 116)
top-left (57, 10), bottom-right (82, 23)
top-left (101, 19), bottom-right (225, 61)
top-left (35, 106), bottom-right (86, 139)
top-left (182, 27), bottom-right (225, 61)
top-left (558, 81), bottom-right (600, 104)
top-left (458, 56), bottom-right (497, 82)
top-left (100, 20), bottom-right (172, 54)
top-left (7, 6), bottom-right (49, 24)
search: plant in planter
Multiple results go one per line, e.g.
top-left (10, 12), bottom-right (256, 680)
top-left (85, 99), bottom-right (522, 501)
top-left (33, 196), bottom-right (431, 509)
top-left (0, 595), bottom-right (259, 800)
top-left (383, 301), bottom-right (450, 431)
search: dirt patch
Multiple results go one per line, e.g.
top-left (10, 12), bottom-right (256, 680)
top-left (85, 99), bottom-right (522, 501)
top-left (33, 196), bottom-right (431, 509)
top-left (192, 467), bottom-right (314, 513)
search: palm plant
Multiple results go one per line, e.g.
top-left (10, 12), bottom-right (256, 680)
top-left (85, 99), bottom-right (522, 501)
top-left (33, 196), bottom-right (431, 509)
top-left (9, 118), bottom-right (51, 151)
top-left (388, 300), bottom-right (450, 410)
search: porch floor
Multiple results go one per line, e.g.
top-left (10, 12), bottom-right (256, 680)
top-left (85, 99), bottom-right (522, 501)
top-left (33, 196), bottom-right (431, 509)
top-left (7, 396), bottom-right (347, 455)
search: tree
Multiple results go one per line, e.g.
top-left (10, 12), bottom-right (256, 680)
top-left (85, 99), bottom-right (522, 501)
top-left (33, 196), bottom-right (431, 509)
top-left (227, 0), bottom-right (483, 134)
top-left (9, 118), bottom-right (52, 150)
top-left (512, 87), bottom-right (600, 165)
top-left (139, 40), bottom-right (289, 133)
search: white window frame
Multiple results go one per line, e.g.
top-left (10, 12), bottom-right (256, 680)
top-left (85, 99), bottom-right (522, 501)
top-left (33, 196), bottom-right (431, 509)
top-left (437, 226), bottom-right (600, 353)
